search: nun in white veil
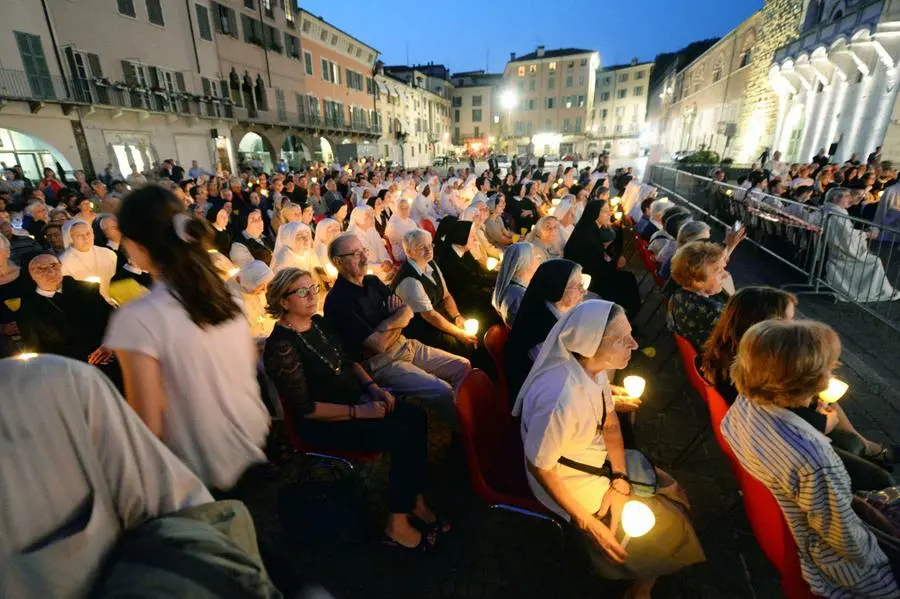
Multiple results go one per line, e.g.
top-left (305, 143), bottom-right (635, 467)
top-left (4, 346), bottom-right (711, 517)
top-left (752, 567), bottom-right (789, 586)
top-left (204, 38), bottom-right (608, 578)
top-left (313, 218), bottom-right (342, 284)
top-left (270, 221), bottom-right (319, 273)
top-left (439, 179), bottom-right (461, 218)
top-left (552, 194), bottom-right (578, 241)
top-left (347, 205), bottom-right (395, 280)
top-left (620, 178), bottom-right (643, 217)
top-left (384, 197), bottom-right (420, 261)
top-left (59, 218), bottom-right (118, 300)
top-left (514, 300), bottom-right (704, 592)
top-left (491, 241), bottom-right (537, 327)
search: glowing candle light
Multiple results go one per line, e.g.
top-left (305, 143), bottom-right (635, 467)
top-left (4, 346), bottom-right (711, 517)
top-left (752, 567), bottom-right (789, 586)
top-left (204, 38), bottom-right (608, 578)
top-left (227, 267), bottom-right (240, 278)
top-left (366, 268), bottom-right (374, 275)
top-left (610, 196), bottom-right (621, 206)
top-left (819, 377), bottom-right (849, 404)
top-left (85, 276), bottom-right (102, 284)
top-left (486, 257), bottom-right (499, 271)
top-left (463, 318), bottom-right (479, 336)
top-left (551, 198), bottom-right (561, 206)
top-left (581, 273), bottom-right (592, 289)
top-left (614, 211), bottom-right (623, 220)
top-left (621, 500), bottom-right (655, 548)
top-left (623, 375), bottom-right (646, 399)
top-left (324, 263), bottom-right (338, 277)
top-left (15, 351), bottom-right (38, 361)
top-left (207, 249), bottom-right (218, 254)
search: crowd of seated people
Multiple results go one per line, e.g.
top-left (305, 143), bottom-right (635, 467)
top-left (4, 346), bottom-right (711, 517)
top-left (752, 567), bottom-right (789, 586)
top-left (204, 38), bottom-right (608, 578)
top-left (2, 151), bottom-right (899, 599)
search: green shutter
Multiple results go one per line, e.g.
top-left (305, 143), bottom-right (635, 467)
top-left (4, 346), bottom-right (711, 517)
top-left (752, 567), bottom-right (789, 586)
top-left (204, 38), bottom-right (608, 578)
top-left (15, 31), bottom-right (55, 100)
top-left (121, 60), bottom-right (137, 84)
top-left (196, 4), bottom-right (212, 40)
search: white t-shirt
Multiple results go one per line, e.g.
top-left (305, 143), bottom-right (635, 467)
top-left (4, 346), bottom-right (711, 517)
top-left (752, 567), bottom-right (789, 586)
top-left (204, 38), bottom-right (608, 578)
top-left (521, 363), bottom-right (614, 520)
top-left (104, 281), bottom-right (270, 490)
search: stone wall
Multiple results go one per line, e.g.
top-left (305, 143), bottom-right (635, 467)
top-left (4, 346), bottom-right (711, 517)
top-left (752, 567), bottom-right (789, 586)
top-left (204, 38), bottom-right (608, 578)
top-left (734, 0), bottom-right (804, 162)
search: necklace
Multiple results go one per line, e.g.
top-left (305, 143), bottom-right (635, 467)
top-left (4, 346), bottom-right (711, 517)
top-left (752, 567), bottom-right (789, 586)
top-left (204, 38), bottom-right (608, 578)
top-left (280, 320), bottom-right (342, 375)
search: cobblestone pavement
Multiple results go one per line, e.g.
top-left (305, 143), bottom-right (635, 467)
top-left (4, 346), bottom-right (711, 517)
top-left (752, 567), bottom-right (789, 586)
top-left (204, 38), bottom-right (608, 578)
top-left (238, 243), bottom-right (855, 599)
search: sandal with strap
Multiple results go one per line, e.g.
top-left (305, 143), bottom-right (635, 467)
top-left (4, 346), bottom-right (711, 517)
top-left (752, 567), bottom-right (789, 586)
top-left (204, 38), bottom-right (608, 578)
top-left (410, 515), bottom-right (452, 536)
top-left (866, 445), bottom-right (899, 469)
top-left (381, 527), bottom-right (438, 553)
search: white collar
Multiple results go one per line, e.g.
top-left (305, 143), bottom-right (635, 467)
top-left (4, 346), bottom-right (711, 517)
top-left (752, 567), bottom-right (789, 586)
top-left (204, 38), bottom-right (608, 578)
top-left (36, 286), bottom-right (60, 298)
top-left (123, 263), bottom-right (144, 274)
top-left (107, 240), bottom-right (119, 251)
top-left (409, 259), bottom-right (434, 278)
top-left (451, 244), bottom-right (466, 257)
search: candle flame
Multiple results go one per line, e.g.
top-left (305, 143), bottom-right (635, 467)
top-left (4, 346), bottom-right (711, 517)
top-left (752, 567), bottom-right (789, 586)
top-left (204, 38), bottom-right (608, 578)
top-left (623, 375), bottom-right (646, 399)
top-left (819, 377), bottom-right (849, 404)
top-left (84, 276), bottom-right (102, 284)
top-left (463, 318), bottom-right (479, 336)
top-left (15, 351), bottom-right (38, 361)
top-left (486, 257), bottom-right (499, 271)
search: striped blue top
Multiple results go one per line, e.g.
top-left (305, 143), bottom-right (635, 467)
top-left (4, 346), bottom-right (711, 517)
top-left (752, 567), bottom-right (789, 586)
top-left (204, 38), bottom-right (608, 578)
top-left (722, 395), bottom-right (899, 598)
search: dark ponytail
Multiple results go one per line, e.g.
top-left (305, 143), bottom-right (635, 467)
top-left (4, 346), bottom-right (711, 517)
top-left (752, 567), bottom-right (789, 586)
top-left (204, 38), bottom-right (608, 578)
top-left (118, 185), bottom-right (241, 328)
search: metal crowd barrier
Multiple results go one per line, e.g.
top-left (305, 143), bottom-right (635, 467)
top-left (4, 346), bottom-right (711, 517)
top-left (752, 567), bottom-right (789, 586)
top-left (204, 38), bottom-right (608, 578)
top-left (647, 164), bottom-right (900, 333)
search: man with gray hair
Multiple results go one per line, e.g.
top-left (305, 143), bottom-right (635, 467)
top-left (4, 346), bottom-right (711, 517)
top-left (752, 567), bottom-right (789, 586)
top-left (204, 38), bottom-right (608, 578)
top-left (639, 198), bottom-right (673, 241)
top-left (391, 229), bottom-right (478, 356)
top-left (324, 232), bottom-right (470, 426)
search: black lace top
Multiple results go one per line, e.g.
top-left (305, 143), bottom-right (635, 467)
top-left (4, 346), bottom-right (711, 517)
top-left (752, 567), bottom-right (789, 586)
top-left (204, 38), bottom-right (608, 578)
top-left (263, 316), bottom-right (364, 416)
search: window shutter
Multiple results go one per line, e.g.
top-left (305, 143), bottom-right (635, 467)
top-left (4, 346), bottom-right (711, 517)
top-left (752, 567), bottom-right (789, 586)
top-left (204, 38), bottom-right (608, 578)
top-left (219, 78), bottom-right (229, 97)
top-left (121, 60), bottom-right (137, 85)
top-left (201, 77), bottom-right (212, 95)
top-left (175, 72), bottom-right (186, 92)
top-left (148, 67), bottom-right (161, 89)
top-left (227, 7), bottom-right (238, 37)
top-left (87, 53), bottom-right (103, 77)
top-left (146, 0), bottom-right (164, 26)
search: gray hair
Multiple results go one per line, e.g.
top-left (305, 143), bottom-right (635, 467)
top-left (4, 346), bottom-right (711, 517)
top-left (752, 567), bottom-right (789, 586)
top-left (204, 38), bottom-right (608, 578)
top-left (402, 228), bottom-right (431, 255)
top-left (649, 198), bottom-right (673, 221)
top-left (327, 231), bottom-right (358, 261)
top-left (825, 186), bottom-right (849, 204)
top-left (676, 220), bottom-right (711, 247)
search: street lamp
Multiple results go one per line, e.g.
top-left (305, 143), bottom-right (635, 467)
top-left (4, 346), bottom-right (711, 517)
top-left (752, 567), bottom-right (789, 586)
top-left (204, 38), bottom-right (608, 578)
top-left (501, 89), bottom-right (517, 146)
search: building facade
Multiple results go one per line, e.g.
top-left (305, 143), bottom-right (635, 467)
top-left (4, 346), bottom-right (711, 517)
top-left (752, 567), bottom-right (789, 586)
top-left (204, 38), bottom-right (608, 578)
top-left (502, 46), bottom-right (601, 157)
top-left (2, 0), bottom-right (381, 180)
top-left (449, 71), bottom-right (504, 152)
top-left (768, 0), bottom-right (900, 163)
top-left (651, 13), bottom-right (761, 159)
top-left (592, 59), bottom-right (654, 157)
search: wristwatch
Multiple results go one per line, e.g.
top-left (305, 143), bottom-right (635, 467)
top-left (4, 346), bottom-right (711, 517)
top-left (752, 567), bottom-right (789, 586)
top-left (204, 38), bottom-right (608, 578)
top-left (611, 478), bottom-right (632, 495)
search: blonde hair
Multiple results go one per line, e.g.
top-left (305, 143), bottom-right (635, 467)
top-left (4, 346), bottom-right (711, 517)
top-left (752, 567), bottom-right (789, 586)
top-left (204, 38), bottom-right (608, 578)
top-left (265, 267), bottom-right (312, 319)
top-left (670, 241), bottom-right (725, 288)
top-left (731, 320), bottom-right (840, 408)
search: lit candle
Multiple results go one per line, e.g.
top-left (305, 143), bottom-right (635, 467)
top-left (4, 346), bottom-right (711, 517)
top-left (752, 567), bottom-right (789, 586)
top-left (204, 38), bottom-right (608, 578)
top-left (557, 178), bottom-right (563, 184)
top-left (621, 500), bottom-right (655, 548)
top-left (623, 375), bottom-right (646, 398)
top-left (486, 257), bottom-right (499, 271)
top-left (324, 263), bottom-right (338, 277)
top-left (614, 211), bottom-right (623, 220)
top-left (227, 267), bottom-right (240, 279)
top-left (610, 196), bottom-right (621, 206)
top-left (84, 276), bottom-right (102, 284)
top-left (463, 318), bottom-right (479, 336)
top-left (207, 249), bottom-right (218, 254)
top-left (551, 198), bottom-right (561, 206)
top-left (581, 273), bottom-right (591, 289)
top-left (15, 351), bottom-right (38, 361)
top-left (819, 377), bottom-right (849, 404)
top-left (724, 189), bottom-right (733, 197)
top-left (366, 268), bottom-right (374, 275)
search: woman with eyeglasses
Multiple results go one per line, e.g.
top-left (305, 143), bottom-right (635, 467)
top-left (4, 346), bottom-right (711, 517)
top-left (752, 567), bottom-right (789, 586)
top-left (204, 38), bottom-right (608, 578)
top-left (263, 267), bottom-right (444, 552)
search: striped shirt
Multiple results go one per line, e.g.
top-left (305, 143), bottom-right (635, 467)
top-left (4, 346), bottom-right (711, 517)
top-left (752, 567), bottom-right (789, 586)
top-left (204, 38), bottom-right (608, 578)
top-left (722, 395), bottom-right (899, 598)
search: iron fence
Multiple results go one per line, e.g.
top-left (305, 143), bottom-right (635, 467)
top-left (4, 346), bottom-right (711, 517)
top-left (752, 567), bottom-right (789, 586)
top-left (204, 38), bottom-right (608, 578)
top-left (0, 67), bottom-right (75, 102)
top-left (648, 164), bottom-right (900, 332)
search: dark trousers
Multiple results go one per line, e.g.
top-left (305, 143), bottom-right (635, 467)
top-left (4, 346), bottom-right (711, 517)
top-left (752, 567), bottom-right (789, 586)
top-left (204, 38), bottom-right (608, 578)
top-left (296, 402), bottom-right (429, 514)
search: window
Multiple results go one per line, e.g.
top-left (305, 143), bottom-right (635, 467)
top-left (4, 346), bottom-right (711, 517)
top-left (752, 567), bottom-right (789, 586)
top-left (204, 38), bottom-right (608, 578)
top-left (147, 0), bottom-right (166, 27)
top-left (213, 3), bottom-right (238, 37)
top-left (275, 88), bottom-right (286, 120)
top-left (600, 92), bottom-right (610, 102)
top-left (319, 28), bottom-right (327, 41)
top-left (302, 18), bottom-right (310, 32)
top-left (195, 4), bottom-right (212, 40)
top-left (285, 0), bottom-right (294, 26)
top-left (603, 76), bottom-right (610, 85)
top-left (518, 80), bottom-right (524, 92)
top-left (452, 96), bottom-right (462, 107)
top-left (578, 75), bottom-right (584, 87)
top-left (615, 106), bottom-right (625, 117)
top-left (454, 109), bottom-right (459, 122)
top-left (563, 118), bottom-right (570, 132)
top-left (15, 32), bottom-right (54, 99)
top-left (528, 79), bottom-right (535, 92)
top-left (548, 76), bottom-right (555, 90)
top-left (739, 51), bottom-right (751, 68)
top-left (580, 58), bottom-right (587, 66)
top-left (549, 61), bottom-right (557, 71)
top-left (321, 58), bottom-right (330, 81)
top-left (527, 99), bottom-right (535, 110)
top-left (546, 97), bottom-right (555, 109)
top-left (472, 95), bottom-right (482, 107)
top-left (474, 126), bottom-right (481, 137)
top-left (600, 108), bottom-right (608, 119)
top-left (565, 75), bottom-right (573, 88)
top-left (617, 89), bottom-right (627, 99)
top-left (242, 15), bottom-right (263, 45)
top-left (117, 0), bottom-right (135, 17)
top-left (330, 33), bottom-right (337, 45)
top-left (615, 124), bottom-right (623, 134)
top-left (636, 70), bottom-right (645, 80)
top-left (261, 0), bottom-right (273, 16)
top-left (564, 95), bottom-right (573, 108)
top-left (265, 25), bottom-right (282, 52)
top-left (529, 64), bottom-right (537, 73)
top-left (244, 0), bottom-right (254, 7)
top-left (575, 117), bottom-right (582, 133)
top-left (618, 73), bottom-right (628, 82)
top-left (284, 33), bottom-right (300, 58)
top-left (577, 95), bottom-right (585, 107)
top-left (472, 109), bottom-right (482, 122)
top-left (517, 66), bottom-right (525, 76)
top-left (304, 51), bottom-right (313, 75)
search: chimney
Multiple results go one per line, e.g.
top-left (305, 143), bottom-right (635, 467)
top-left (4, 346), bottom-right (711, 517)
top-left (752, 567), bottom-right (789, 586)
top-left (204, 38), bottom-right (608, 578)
top-left (537, 45), bottom-right (545, 57)
top-left (510, 52), bottom-right (516, 61)
top-left (631, 57), bottom-right (638, 66)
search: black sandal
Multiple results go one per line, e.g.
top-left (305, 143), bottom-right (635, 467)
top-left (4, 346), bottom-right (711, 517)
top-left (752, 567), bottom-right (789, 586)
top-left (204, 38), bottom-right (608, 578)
top-left (866, 445), bottom-right (898, 468)
top-left (382, 528), bottom-right (437, 553)
top-left (410, 515), bottom-right (452, 536)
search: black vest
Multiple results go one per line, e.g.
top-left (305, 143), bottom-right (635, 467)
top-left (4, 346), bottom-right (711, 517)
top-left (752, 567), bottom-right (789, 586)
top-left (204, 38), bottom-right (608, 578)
top-left (391, 260), bottom-right (447, 345)
top-left (238, 234), bottom-right (273, 265)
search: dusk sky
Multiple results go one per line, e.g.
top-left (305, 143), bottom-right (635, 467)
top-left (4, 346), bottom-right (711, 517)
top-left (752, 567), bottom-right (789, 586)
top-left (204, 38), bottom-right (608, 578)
top-left (301, 0), bottom-right (764, 73)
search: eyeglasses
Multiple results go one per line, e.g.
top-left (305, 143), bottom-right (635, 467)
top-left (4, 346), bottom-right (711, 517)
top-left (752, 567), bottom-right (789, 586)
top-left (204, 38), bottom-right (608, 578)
top-left (31, 263), bottom-right (62, 275)
top-left (286, 284), bottom-right (320, 299)
top-left (335, 249), bottom-right (367, 260)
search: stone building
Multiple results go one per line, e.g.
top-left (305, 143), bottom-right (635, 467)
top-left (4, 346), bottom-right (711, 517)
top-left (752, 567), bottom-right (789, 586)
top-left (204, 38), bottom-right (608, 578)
top-left (449, 71), bottom-right (504, 152)
top-left (592, 59), bottom-right (654, 157)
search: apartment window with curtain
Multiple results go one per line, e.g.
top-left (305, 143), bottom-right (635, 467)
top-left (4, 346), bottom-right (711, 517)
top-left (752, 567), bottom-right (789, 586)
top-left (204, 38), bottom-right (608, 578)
top-left (117, 0), bottom-right (136, 17)
top-left (472, 109), bottom-right (482, 122)
top-left (275, 88), bottom-right (286, 121)
top-left (212, 3), bottom-right (238, 37)
top-left (146, 0), bottom-right (164, 26)
top-left (548, 77), bottom-right (555, 90)
top-left (304, 52), bottom-right (313, 75)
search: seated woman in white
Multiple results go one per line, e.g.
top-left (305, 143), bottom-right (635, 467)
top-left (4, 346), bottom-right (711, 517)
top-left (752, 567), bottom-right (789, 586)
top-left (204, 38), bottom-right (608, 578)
top-left (313, 217), bottom-right (342, 287)
top-left (60, 218), bottom-right (117, 300)
top-left (384, 197), bottom-right (420, 262)
top-left (237, 259), bottom-right (276, 341)
top-left (514, 300), bottom-right (705, 598)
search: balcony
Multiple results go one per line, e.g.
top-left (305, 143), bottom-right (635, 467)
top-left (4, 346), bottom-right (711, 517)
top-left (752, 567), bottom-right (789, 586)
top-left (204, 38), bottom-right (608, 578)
top-left (0, 67), bottom-right (80, 110)
top-left (773, 0), bottom-right (884, 64)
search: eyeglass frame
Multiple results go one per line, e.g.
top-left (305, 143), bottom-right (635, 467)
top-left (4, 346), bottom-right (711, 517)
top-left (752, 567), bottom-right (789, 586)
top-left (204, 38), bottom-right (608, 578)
top-left (286, 283), bottom-right (321, 299)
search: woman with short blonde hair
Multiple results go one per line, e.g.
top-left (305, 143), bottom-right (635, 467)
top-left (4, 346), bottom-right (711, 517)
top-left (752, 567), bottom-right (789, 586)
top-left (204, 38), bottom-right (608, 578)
top-left (667, 241), bottom-right (730, 350)
top-left (723, 319), bottom-right (900, 597)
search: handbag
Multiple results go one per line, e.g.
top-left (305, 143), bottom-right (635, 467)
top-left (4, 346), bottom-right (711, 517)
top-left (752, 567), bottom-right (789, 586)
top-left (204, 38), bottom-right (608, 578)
top-left (558, 449), bottom-right (658, 498)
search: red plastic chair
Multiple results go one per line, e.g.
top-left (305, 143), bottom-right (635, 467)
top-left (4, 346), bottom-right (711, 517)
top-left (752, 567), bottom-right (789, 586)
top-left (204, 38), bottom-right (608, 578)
top-left (420, 219), bottom-right (437, 238)
top-left (278, 394), bottom-right (381, 471)
top-left (383, 237), bottom-right (403, 266)
top-left (483, 324), bottom-right (510, 404)
top-left (669, 334), bottom-right (715, 467)
top-left (705, 386), bottom-right (739, 470)
top-left (313, 213), bottom-right (326, 224)
top-left (455, 369), bottom-right (559, 525)
top-left (733, 463), bottom-right (822, 599)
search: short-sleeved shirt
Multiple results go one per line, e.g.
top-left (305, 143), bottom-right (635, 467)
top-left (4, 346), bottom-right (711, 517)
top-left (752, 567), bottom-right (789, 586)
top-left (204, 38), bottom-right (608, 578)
top-left (666, 288), bottom-right (726, 351)
top-left (104, 281), bottom-right (270, 490)
top-left (323, 274), bottom-right (393, 360)
top-left (394, 261), bottom-right (448, 314)
top-left (520, 363), bottom-right (615, 520)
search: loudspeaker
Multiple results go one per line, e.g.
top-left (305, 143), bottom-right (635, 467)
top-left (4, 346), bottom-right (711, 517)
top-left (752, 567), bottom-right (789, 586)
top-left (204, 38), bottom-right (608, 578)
top-left (210, 128), bottom-right (219, 139)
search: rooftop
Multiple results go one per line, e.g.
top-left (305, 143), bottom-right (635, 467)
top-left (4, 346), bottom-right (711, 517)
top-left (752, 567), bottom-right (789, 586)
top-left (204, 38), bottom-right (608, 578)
top-left (298, 9), bottom-right (380, 55)
top-left (601, 60), bottom-right (655, 71)
top-left (508, 47), bottom-right (594, 63)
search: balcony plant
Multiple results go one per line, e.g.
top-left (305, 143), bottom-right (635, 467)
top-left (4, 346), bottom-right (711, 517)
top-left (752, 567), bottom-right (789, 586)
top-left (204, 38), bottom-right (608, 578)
top-left (92, 76), bottom-right (112, 87)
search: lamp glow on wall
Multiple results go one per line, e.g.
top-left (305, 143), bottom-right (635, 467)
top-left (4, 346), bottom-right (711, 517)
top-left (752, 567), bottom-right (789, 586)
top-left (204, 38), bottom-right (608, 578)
top-left (819, 377), bottom-right (849, 404)
top-left (463, 318), bottom-right (479, 336)
top-left (501, 89), bottom-right (517, 110)
top-left (621, 500), bottom-right (655, 548)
